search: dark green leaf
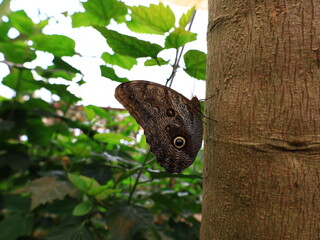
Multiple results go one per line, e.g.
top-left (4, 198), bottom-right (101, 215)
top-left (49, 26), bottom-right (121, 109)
top-left (95, 27), bottom-right (163, 58)
top-left (100, 65), bottom-right (129, 83)
top-left (101, 52), bottom-right (137, 70)
top-left (107, 203), bottom-right (154, 240)
top-left (184, 50), bottom-right (206, 80)
top-left (0, 152), bottom-right (30, 171)
top-left (26, 118), bottom-right (53, 146)
top-left (179, 7), bottom-right (195, 28)
top-left (0, 214), bottom-right (34, 240)
top-left (72, 200), bottom-right (93, 216)
top-left (126, 3), bottom-right (175, 35)
top-left (0, 41), bottom-right (36, 63)
top-left (72, 0), bottom-right (127, 27)
top-left (9, 10), bottom-right (34, 35)
top-left (42, 83), bottom-right (81, 103)
top-left (31, 34), bottom-right (76, 57)
top-left (45, 221), bottom-right (94, 240)
top-left (144, 57), bottom-right (169, 66)
top-left (165, 27), bottom-right (197, 49)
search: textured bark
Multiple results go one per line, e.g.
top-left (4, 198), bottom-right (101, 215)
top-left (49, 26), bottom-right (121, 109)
top-left (201, 0), bottom-right (320, 239)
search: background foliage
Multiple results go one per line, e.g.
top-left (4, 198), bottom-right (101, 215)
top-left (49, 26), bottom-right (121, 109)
top-left (0, 0), bottom-right (206, 239)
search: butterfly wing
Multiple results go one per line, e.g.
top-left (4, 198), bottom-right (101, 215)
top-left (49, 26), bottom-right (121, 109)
top-left (115, 80), bottom-right (203, 173)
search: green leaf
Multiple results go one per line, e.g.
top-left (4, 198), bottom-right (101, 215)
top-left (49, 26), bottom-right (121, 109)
top-left (36, 57), bottom-right (80, 80)
top-left (31, 34), bottom-right (76, 57)
top-left (165, 27), bottom-right (197, 49)
top-left (42, 83), bottom-right (81, 103)
top-left (0, 41), bottom-right (36, 63)
top-left (84, 105), bottom-right (112, 121)
top-left (126, 3), bottom-right (175, 35)
top-left (95, 27), bottom-right (163, 58)
top-left (0, 214), bottom-right (34, 240)
top-left (144, 57), bottom-right (169, 66)
top-left (0, 21), bottom-right (10, 40)
top-left (45, 221), bottom-right (94, 240)
top-left (68, 173), bottom-right (92, 192)
top-left (26, 118), bottom-right (53, 146)
top-left (9, 10), bottom-right (34, 35)
top-left (94, 133), bottom-right (134, 144)
top-left (13, 177), bottom-right (76, 210)
top-left (179, 7), bottom-right (195, 28)
top-left (101, 52), bottom-right (137, 70)
top-left (107, 203), bottom-right (154, 240)
top-left (72, 200), bottom-right (93, 216)
top-left (184, 50), bottom-right (206, 80)
top-left (72, 0), bottom-right (127, 27)
top-left (2, 69), bottom-right (40, 94)
top-left (100, 65), bottom-right (129, 83)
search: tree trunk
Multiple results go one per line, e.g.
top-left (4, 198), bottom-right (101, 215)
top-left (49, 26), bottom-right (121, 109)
top-left (201, 0), bottom-right (320, 239)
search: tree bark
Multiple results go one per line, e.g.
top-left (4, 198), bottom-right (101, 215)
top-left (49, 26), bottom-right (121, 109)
top-left (201, 0), bottom-right (320, 239)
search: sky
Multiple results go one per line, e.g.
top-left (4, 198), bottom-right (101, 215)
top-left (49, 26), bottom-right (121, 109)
top-left (0, 0), bottom-right (208, 108)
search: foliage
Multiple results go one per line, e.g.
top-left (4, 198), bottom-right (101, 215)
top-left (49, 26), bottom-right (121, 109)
top-left (0, 0), bottom-right (206, 239)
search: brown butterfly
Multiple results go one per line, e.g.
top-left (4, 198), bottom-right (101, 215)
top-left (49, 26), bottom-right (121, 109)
top-left (115, 80), bottom-right (203, 173)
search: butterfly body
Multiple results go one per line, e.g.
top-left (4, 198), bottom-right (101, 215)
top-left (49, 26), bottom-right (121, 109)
top-left (115, 80), bottom-right (203, 173)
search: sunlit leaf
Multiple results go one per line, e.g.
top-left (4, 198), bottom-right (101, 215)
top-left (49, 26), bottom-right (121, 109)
top-left (9, 10), bottom-right (34, 35)
top-left (84, 105), bottom-right (112, 121)
top-left (165, 27), bottom-right (197, 49)
top-left (179, 7), bottom-right (195, 28)
top-left (144, 57), bottom-right (169, 66)
top-left (13, 177), bottom-right (76, 210)
top-left (101, 52), bottom-right (137, 70)
top-left (2, 69), bottom-right (40, 94)
top-left (0, 41), bottom-right (36, 63)
top-left (95, 27), bottom-right (163, 58)
top-left (31, 34), bottom-right (76, 57)
top-left (184, 49), bottom-right (206, 80)
top-left (126, 3), bottom-right (175, 35)
top-left (72, 0), bottom-right (127, 27)
top-left (100, 65), bottom-right (129, 83)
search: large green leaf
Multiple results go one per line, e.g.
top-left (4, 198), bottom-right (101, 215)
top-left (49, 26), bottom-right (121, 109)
top-left (0, 214), bottom-right (34, 240)
top-left (72, 0), bottom-right (127, 27)
top-left (107, 203), bottom-right (154, 240)
top-left (184, 50), bottom-right (206, 80)
top-left (165, 27), bottom-right (197, 49)
top-left (126, 3), bottom-right (175, 35)
top-left (31, 34), bottom-right (76, 57)
top-left (101, 52), bottom-right (137, 70)
top-left (2, 69), bottom-right (40, 94)
top-left (9, 10), bottom-right (34, 35)
top-left (95, 27), bottom-right (163, 58)
top-left (0, 41), bottom-right (36, 63)
top-left (100, 65), bottom-right (129, 83)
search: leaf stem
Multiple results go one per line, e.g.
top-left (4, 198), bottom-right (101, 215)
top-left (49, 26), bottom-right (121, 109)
top-left (127, 149), bottom-right (151, 204)
top-left (167, 9), bottom-right (197, 88)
